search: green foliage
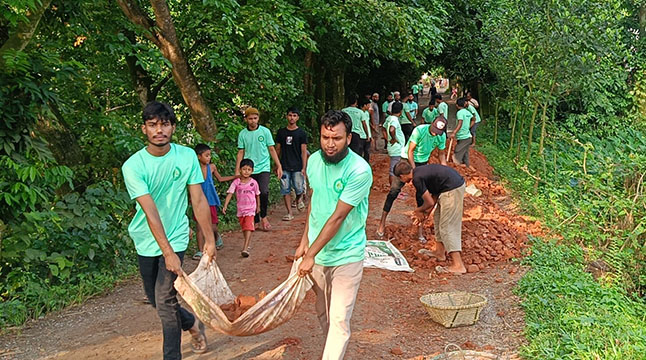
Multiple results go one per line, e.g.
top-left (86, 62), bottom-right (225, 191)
top-left (516, 239), bottom-right (646, 359)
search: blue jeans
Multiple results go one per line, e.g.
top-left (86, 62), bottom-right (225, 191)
top-left (138, 252), bottom-right (195, 360)
top-left (280, 171), bottom-right (305, 195)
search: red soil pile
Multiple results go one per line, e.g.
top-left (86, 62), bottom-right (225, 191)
top-left (384, 148), bottom-right (544, 272)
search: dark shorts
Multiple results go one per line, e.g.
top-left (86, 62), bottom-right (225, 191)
top-left (193, 205), bottom-right (219, 224)
top-left (238, 215), bottom-right (255, 231)
top-left (470, 122), bottom-right (481, 137)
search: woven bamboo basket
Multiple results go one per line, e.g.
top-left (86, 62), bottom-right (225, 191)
top-left (419, 292), bottom-right (487, 328)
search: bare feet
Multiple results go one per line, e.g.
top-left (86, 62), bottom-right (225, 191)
top-left (261, 217), bottom-right (272, 231)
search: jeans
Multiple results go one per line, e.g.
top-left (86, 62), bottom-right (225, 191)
top-left (138, 252), bottom-right (195, 360)
top-left (349, 132), bottom-right (370, 163)
top-left (251, 172), bottom-right (270, 222)
top-left (280, 171), bottom-right (305, 195)
top-left (401, 124), bottom-right (414, 144)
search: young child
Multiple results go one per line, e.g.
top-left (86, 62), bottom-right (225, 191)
top-left (193, 144), bottom-right (236, 260)
top-left (222, 159), bottom-right (260, 257)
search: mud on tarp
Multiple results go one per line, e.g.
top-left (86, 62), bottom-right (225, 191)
top-left (364, 240), bottom-right (414, 272)
top-left (174, 257), bottom-right (312, 336)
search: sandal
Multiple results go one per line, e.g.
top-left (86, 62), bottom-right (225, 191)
top-left (261, 219), bottom-right (272, 231)
top-left (297, 199), bottom-right (305, 211)
top-left (435, 265), bottom-right (465, 275)
top-left (192, 251), bottom-right (202, 260)
top-left (282, 214), bottom-right (294, 221)
top-left (376, 230), bottom-right (385, 238)
top-left (418, 236), bottom-right (428, 244)
top-left (215, 235), bottom-right (224, 250)
top-left (241, 248), bottom-right (250, 258)
top-left (190, 319), bottom-right (207, 354)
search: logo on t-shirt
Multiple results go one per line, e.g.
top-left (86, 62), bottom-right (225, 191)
top-left (258, 135), bottom-right (265, 142)
top-left (286, 136), bottom-right (293, 145)
top-left (173, 167), bottom-right (182, 179)
top-left (333, 178), bottom-right (344, 193)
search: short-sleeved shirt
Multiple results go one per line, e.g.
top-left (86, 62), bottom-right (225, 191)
top-left (399, 102), bottom-right (413, 125)
top-left (122, 144), bottom-right (203, 256)
top-left (237, 125), bottom-right (275, 174)
top-left (455, 109), bottom-right (474, 140)
top-left (404, 125), bottom-right (446, 162)
top-left (362, 110), bottom-right (371, 138)
top-left (276, 127), bottom-right (308, 171)
top-left (468, 98), bottom-right (479, 108)
top-left (342, 106), bottom-right (367, 139)
top-left (406, 101), bottom-right (418, 120)
top-left (437, 102), bottom-right (449, 119)
top-left (412, 84), bottom-right (419, 95)
top-left (412, 164), bottom-right (465, 198)
top-left (227, 178), bottom-right (260, 216)
top-left (383, 115), bottom-right (405, 157)
top-left (382, 101), bottom-right (390, 115)
top-left (422, 107), bottom-right (439, 124)
top-left (306, 150), bottom-right (372, 267)
top-left (467, 104), bottom-right (481, 124)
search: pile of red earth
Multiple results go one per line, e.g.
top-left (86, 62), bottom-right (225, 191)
top-left (386, 149), bottom-right (544, 273)
top-left (220, 291), bottom-right (267, 322)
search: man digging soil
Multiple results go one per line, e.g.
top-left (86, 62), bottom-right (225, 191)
top-left (393, 161), bottom-right (467, 274)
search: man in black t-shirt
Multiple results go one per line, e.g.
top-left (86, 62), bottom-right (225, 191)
top-left (394, 161), bottom-right (467, 274)
top-left (276, 107), bottom-right (308, 221)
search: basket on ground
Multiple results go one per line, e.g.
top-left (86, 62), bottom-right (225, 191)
top-left (419, 292), bottom-right (487, 328)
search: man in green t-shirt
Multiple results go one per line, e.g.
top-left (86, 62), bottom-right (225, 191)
top-left (122, 102), bottom-right (213, 357)
top-left (452, 98), bottom-right (475, 170)
top-left (295, 110), bottom-right (372, 360)
top-left (236, 107), bottom-right (283, 231)
top-left (422, 101), bottom-right (439, 124)
top-left (412, 83), bottom-right (419, 103)
top-left (435, 93), bottom-right (449, 120)
top-left (377, 115), bottom-right (448, 240)
top-left (399, 93), bottom-right (417, 143)
top-left (342, 94), bottom-right (372, 163)
top-left (467, 96), bottom-right (482, 146)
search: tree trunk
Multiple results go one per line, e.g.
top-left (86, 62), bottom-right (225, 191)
top-left (493, 101), bottom-right (499, 145)
top-left (525, 102), bottom-right (539, 163)
top-left (124, 30), bottom-right (154, 107)
top-left (509, 102), bottom-right (519, 151)
top-left (304, 51), bottom-right (314, 96)
top-left (0, 0), bottom-right (52, 66)
top-left (314, 63), bottom-right (327, 125)
top-left (331, 68), bottom-right (345, 110)
top-left (35, 103), bottom-right (85, 166)
top-left (117, 0), bottom-right (217, 141)
top-left (538, 103), bottom-right (549, 156)
top-left (640, 3), bottom-right (646, 40)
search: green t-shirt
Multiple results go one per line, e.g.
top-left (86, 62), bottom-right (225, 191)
top-left (122, 144), bottom-right (203, 256)
top-left (407, 101), bottom-right (418, 120)
top-left (399, 102), bottom-right (413, 125)
top-left (383, 115), bottom-right (405, 157)
top-left (306, 150), bottom-right (372, 267)
top-left (237, 125), bottom-right (276, 174)
top-left (412, 84), bottom-right (419, 95)
top-left (362, 110), bottom-right (371, 139)
top-left (422, 107), bottom-right (439, 124)
top-left (456, 108), bottom-right (474, 140)
top-left (468, 104), bottom-right (481, 123)
top-left (403, 125), bottom-right (446, 162)
top-left (342, 106), bottom-right (367, 139)
top-left (382, 101), bottom-right (389, 114)
top-left (438, 102), bottom-right (449, 119)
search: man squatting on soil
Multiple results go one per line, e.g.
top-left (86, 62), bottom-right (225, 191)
top-left (121, 102), bottom-right (211, 359)
top-left (394, 161), bottom-right (468, 274)
top-left (295, 109), bottom-right (373, 360)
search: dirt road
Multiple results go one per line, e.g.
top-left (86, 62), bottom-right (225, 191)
top-left (0, 147), bottom-right (534, 359)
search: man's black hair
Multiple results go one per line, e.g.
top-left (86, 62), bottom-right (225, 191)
top-left (287, 106), bottom-right (300, 115)
top-left (434, 93), bottom-right (443, 101)
top-left (456, 97), bottom-right (466, 108)
top-left (465, 91), bottom-right (473, 97)
top-left (194, 143), bottom-right (210, 155)
top-left (240, 158), bottom-right (254, 169)
top-left (346, 94), bottom-right (358, 106)
top-left (142, 101), bottom-right (177, 125)
top-left (393, 160), bottom-right (413, 177)
top-left (391, 102), bottom-right (403, 114)
top-left (320, 110), bottom-right (352, 135)
top-left (358, 97), bottom-right (371, 108)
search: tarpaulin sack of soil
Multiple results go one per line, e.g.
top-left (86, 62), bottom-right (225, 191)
top-left (174, 256), bottom-right (312, 336)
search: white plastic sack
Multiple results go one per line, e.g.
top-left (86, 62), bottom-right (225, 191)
top-left (174, 256), bottom-right (312, 336)
top-left (364, 240), bottom-right (414, 272)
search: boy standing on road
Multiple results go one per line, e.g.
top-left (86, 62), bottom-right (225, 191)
top-left (276, 107), bottom-right (309, 221)
top-left (122, 101), bottom-right (212, 359)
top-left (342, 95), bottom-right (371, 161)
top-left (435, 93), bottom-right (449, 121)
top-left (295, 110), bottom-right (372, 360)
top-left (235, 107), bottom-right (283, 231)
